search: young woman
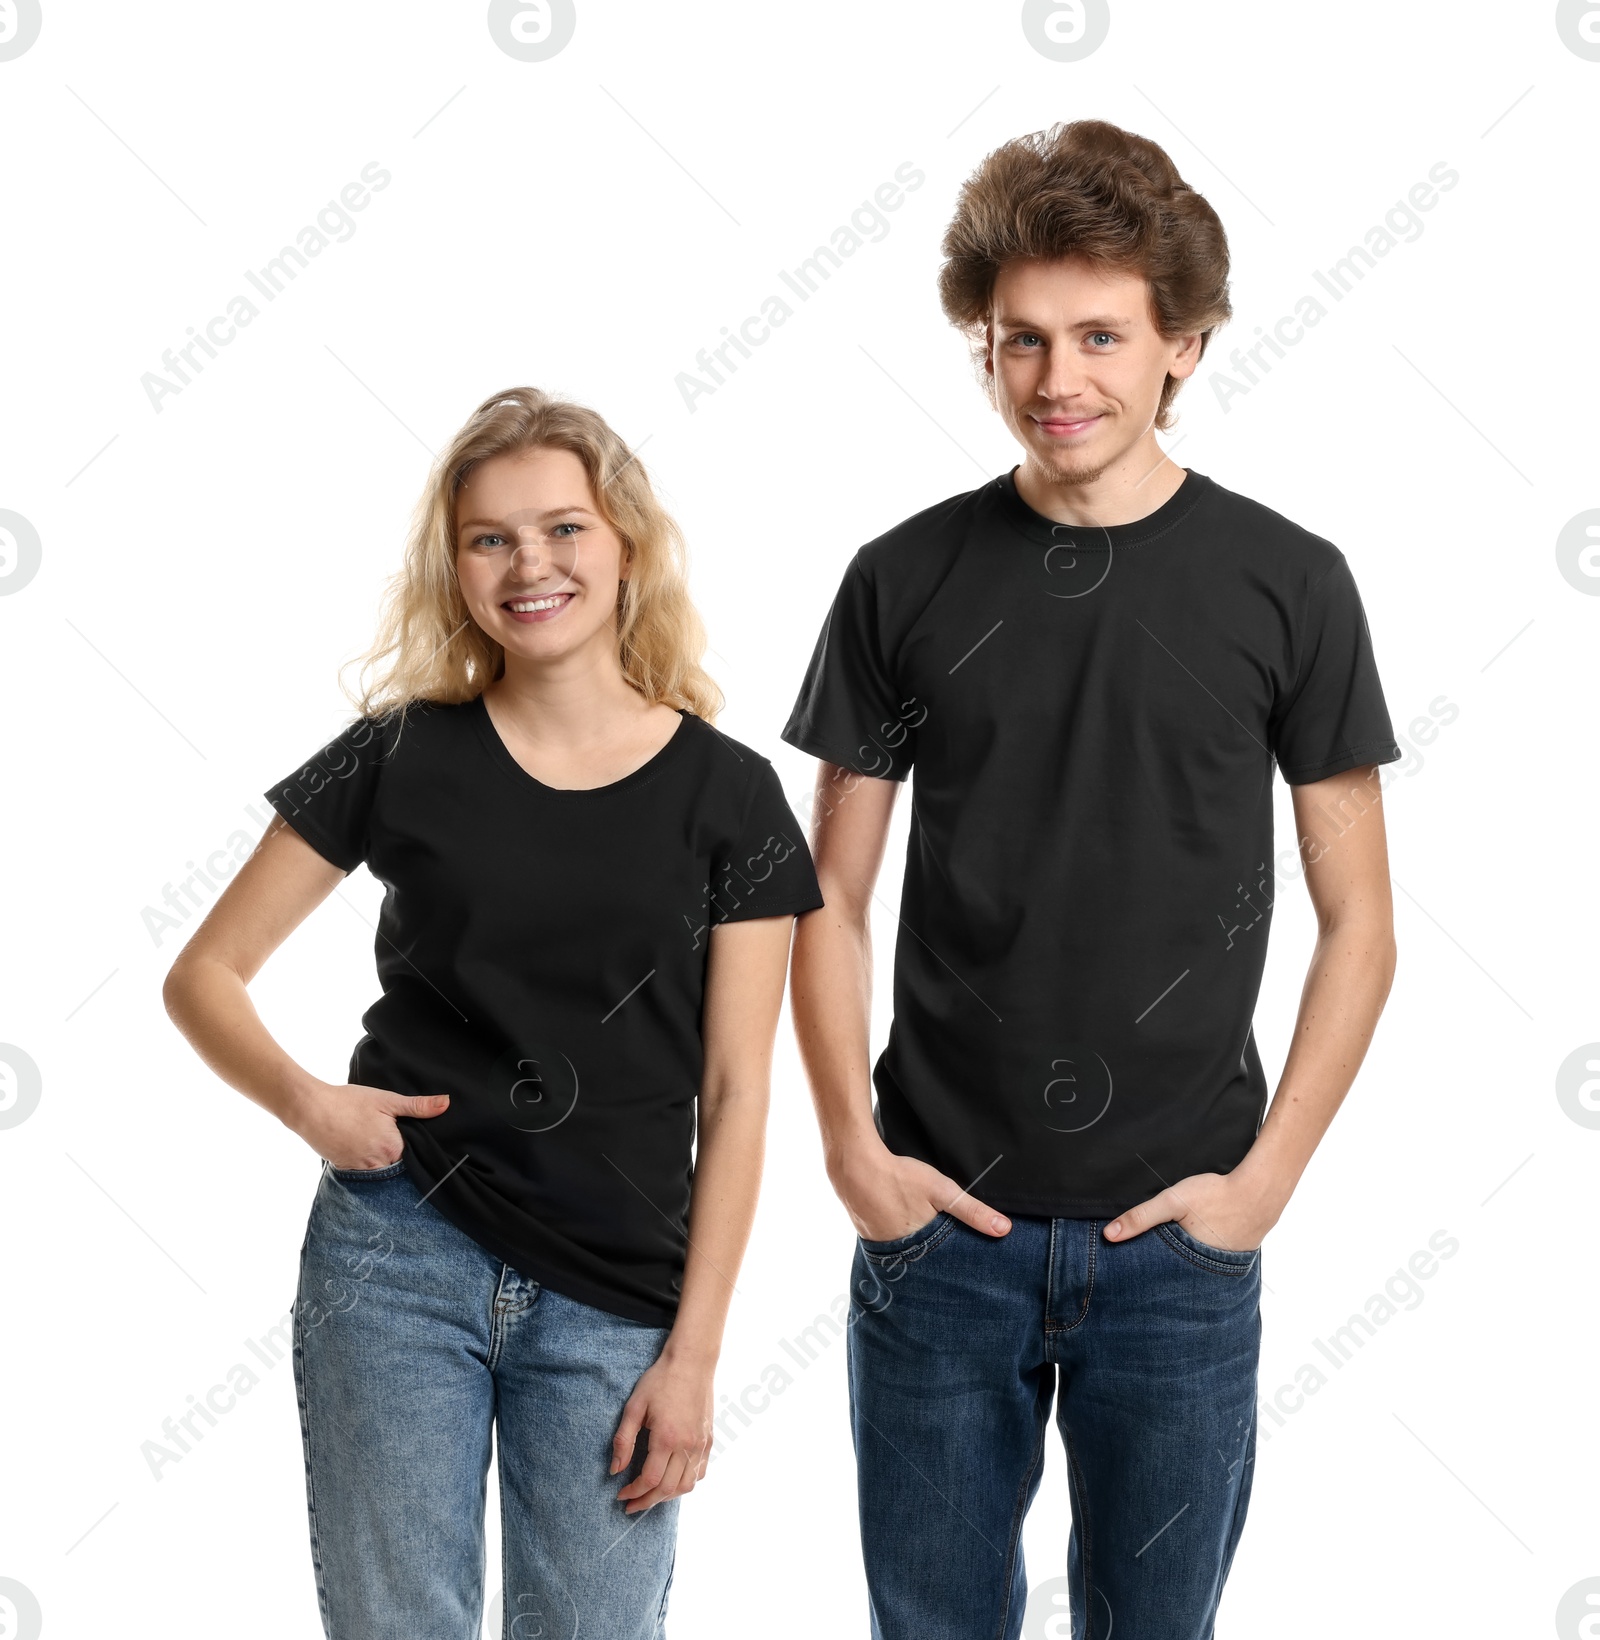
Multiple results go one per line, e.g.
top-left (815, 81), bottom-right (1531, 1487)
top-left (162, 387), bottom-right (824, 1638)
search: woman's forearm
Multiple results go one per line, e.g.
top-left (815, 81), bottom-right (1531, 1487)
top-left (659, 1080), bottom-right (769, 1365)
top-left (163, 954), bottom-right (321, 1133)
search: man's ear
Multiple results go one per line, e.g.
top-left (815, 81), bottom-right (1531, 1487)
top-left (1168, 330), bottom-right (1205, 383)
top-left (982, 320), bottom-right (995, 380)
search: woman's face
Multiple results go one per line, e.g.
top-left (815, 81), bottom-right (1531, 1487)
top-left (454, 445), bottom-right (630, 669)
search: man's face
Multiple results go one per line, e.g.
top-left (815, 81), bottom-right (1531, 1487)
top-left (986, 255), bottom-right (1200, 486)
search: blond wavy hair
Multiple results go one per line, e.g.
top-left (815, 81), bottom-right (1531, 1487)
top-left (343, 387), bottom-right (723, 723)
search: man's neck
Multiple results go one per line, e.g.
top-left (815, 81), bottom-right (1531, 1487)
top-left (1011, 438), bottom-right (1187, 528)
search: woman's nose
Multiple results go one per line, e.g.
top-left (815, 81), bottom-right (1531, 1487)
top-left (508, 536), bottom-right (544, 572)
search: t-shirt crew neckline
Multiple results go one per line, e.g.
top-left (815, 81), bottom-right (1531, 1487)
top-left (994, 464), bottom-right (1211, 549)
top-left (470, 693), bottom-right (692, 797)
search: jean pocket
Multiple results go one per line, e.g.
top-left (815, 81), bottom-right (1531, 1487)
top-left (327, 1159), bottom-right (406, 1182)
top-left (1156, 1220), bottom-right (1260, 1274)
top-left (857, 1211), bottom-right (954, 1264)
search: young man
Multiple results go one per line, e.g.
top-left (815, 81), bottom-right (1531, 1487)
top-left (781, 119), bottom-right (1400, 1640)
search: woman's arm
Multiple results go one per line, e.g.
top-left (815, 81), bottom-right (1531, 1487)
top-left (161, 814), bottom-right (451, 1167)
top-left (610, 911), bottom-right (795, 1513)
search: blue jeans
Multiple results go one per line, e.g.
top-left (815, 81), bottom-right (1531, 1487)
top-left (848, 1213), bottom-right (1261, 1640)
top-left (292, 1160), bottom-right (678, 1638)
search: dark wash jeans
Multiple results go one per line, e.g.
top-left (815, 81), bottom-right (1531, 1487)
top-left (848, 1213), bottom-right (1261, 1640)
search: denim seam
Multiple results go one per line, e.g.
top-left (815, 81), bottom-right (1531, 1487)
top-left (1045, 1218), bottom-right (1097, 1335)
top-left (993, 1399), bottom-right (1050, 1640)
top-left (497, 1424), bottom-right (510, 1640)
top-left (1062, 1424), bottom-right (1098, 1640)
top-left (1208, 1386), bottom-right (1259, 1636)
top-left (486, 1267), bottom-right (512, 1372)
top-left (328, 1160), bottom-right (406, 1181)
top-left (656, 1536), bottom-right (677, 1634)
top-left (1155, 1224), bottom-right (1257, 1277)
top-left (857, 1213), bottom-right (959, 1266)
top-left (291, 1290), bottom-right (333, 1634)
top-left (1043, 1218), bottom-right (1058, 1329)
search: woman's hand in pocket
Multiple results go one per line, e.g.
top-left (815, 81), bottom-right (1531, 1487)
top-left (290, 1080), bottom-right (451, 1172)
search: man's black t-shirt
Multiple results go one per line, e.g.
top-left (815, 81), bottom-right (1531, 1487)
top-left (781, 467), bottom-right (1399, 1218)
top-left (265, 697), bottom-right (824, 1325)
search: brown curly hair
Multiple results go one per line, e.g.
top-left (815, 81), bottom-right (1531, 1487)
top-left (938, 119), bottom-right (1232, 430)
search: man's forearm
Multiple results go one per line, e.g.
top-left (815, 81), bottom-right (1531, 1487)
top-left (790, 904), bottom-right (884, 1180)
top-left (1235, 910), bottom-right (1397, 1212)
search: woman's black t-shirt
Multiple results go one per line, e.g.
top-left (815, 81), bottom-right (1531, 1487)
top-left (264, 697), bottom-right (824, 1325)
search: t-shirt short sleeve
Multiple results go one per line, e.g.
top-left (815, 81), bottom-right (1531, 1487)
top-left (263, 712), bottom-right (397, 872)
top-left (710, 759), bottom-right (826, 925)
top-left (781, 551), bottom-right (919, 782)
top-left (1270, 554), bottom-right (1401, 785)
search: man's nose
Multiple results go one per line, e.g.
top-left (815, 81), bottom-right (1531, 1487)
top-left (1037, 353), bottom-right (1089, 402)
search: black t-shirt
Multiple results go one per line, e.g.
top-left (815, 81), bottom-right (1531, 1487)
top-left (781, 468), bottom-right (1399, 1218)
top-left (265, 697), bottom-right (824, 1324)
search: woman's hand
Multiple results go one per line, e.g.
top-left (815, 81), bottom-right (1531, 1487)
top-left (610, 1347), bottom-right (715, 1514)
top-left (290, 1080), bottom-right (452, 1172)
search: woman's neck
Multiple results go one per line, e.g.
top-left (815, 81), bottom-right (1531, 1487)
top-left (484, 651), bottom-right (673, 757)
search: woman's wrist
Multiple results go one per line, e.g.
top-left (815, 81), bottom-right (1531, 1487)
top-left (274, 1068), bottom-right (329, 1137)
top-left (658, 1324), bottom-right (722, 1370)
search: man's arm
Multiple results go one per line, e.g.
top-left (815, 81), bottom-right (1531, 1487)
top-left (792, 761), bottom-right (1013, 1241)
top-left (1106, 762), bottom-right (1397, 1249)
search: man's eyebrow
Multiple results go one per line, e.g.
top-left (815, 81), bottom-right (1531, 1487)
top-left (457, 505), bottom-right (599, 532)
top-left (994, 313), bottom-right (1138, 330)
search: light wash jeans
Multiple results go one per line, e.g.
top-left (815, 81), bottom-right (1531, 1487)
top-left (848, 1212), bottom-right (1262, 1640)
top-left (292, 1159), bottom-right (677, 1638)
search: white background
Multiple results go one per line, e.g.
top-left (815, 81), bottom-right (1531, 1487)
top-left (2, 2), bottom-right (1597, 1636)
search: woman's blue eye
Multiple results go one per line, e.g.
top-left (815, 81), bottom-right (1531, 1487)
top-left (552, 522), bottom-right (581, 537)
top-left (1088, 332), bottom-right (1115, 347)
top-left (474, 533), bottom-right (505, 549)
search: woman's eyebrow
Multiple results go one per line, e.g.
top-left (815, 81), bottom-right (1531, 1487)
top-left (457, 505), bottom-right (599, 531)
